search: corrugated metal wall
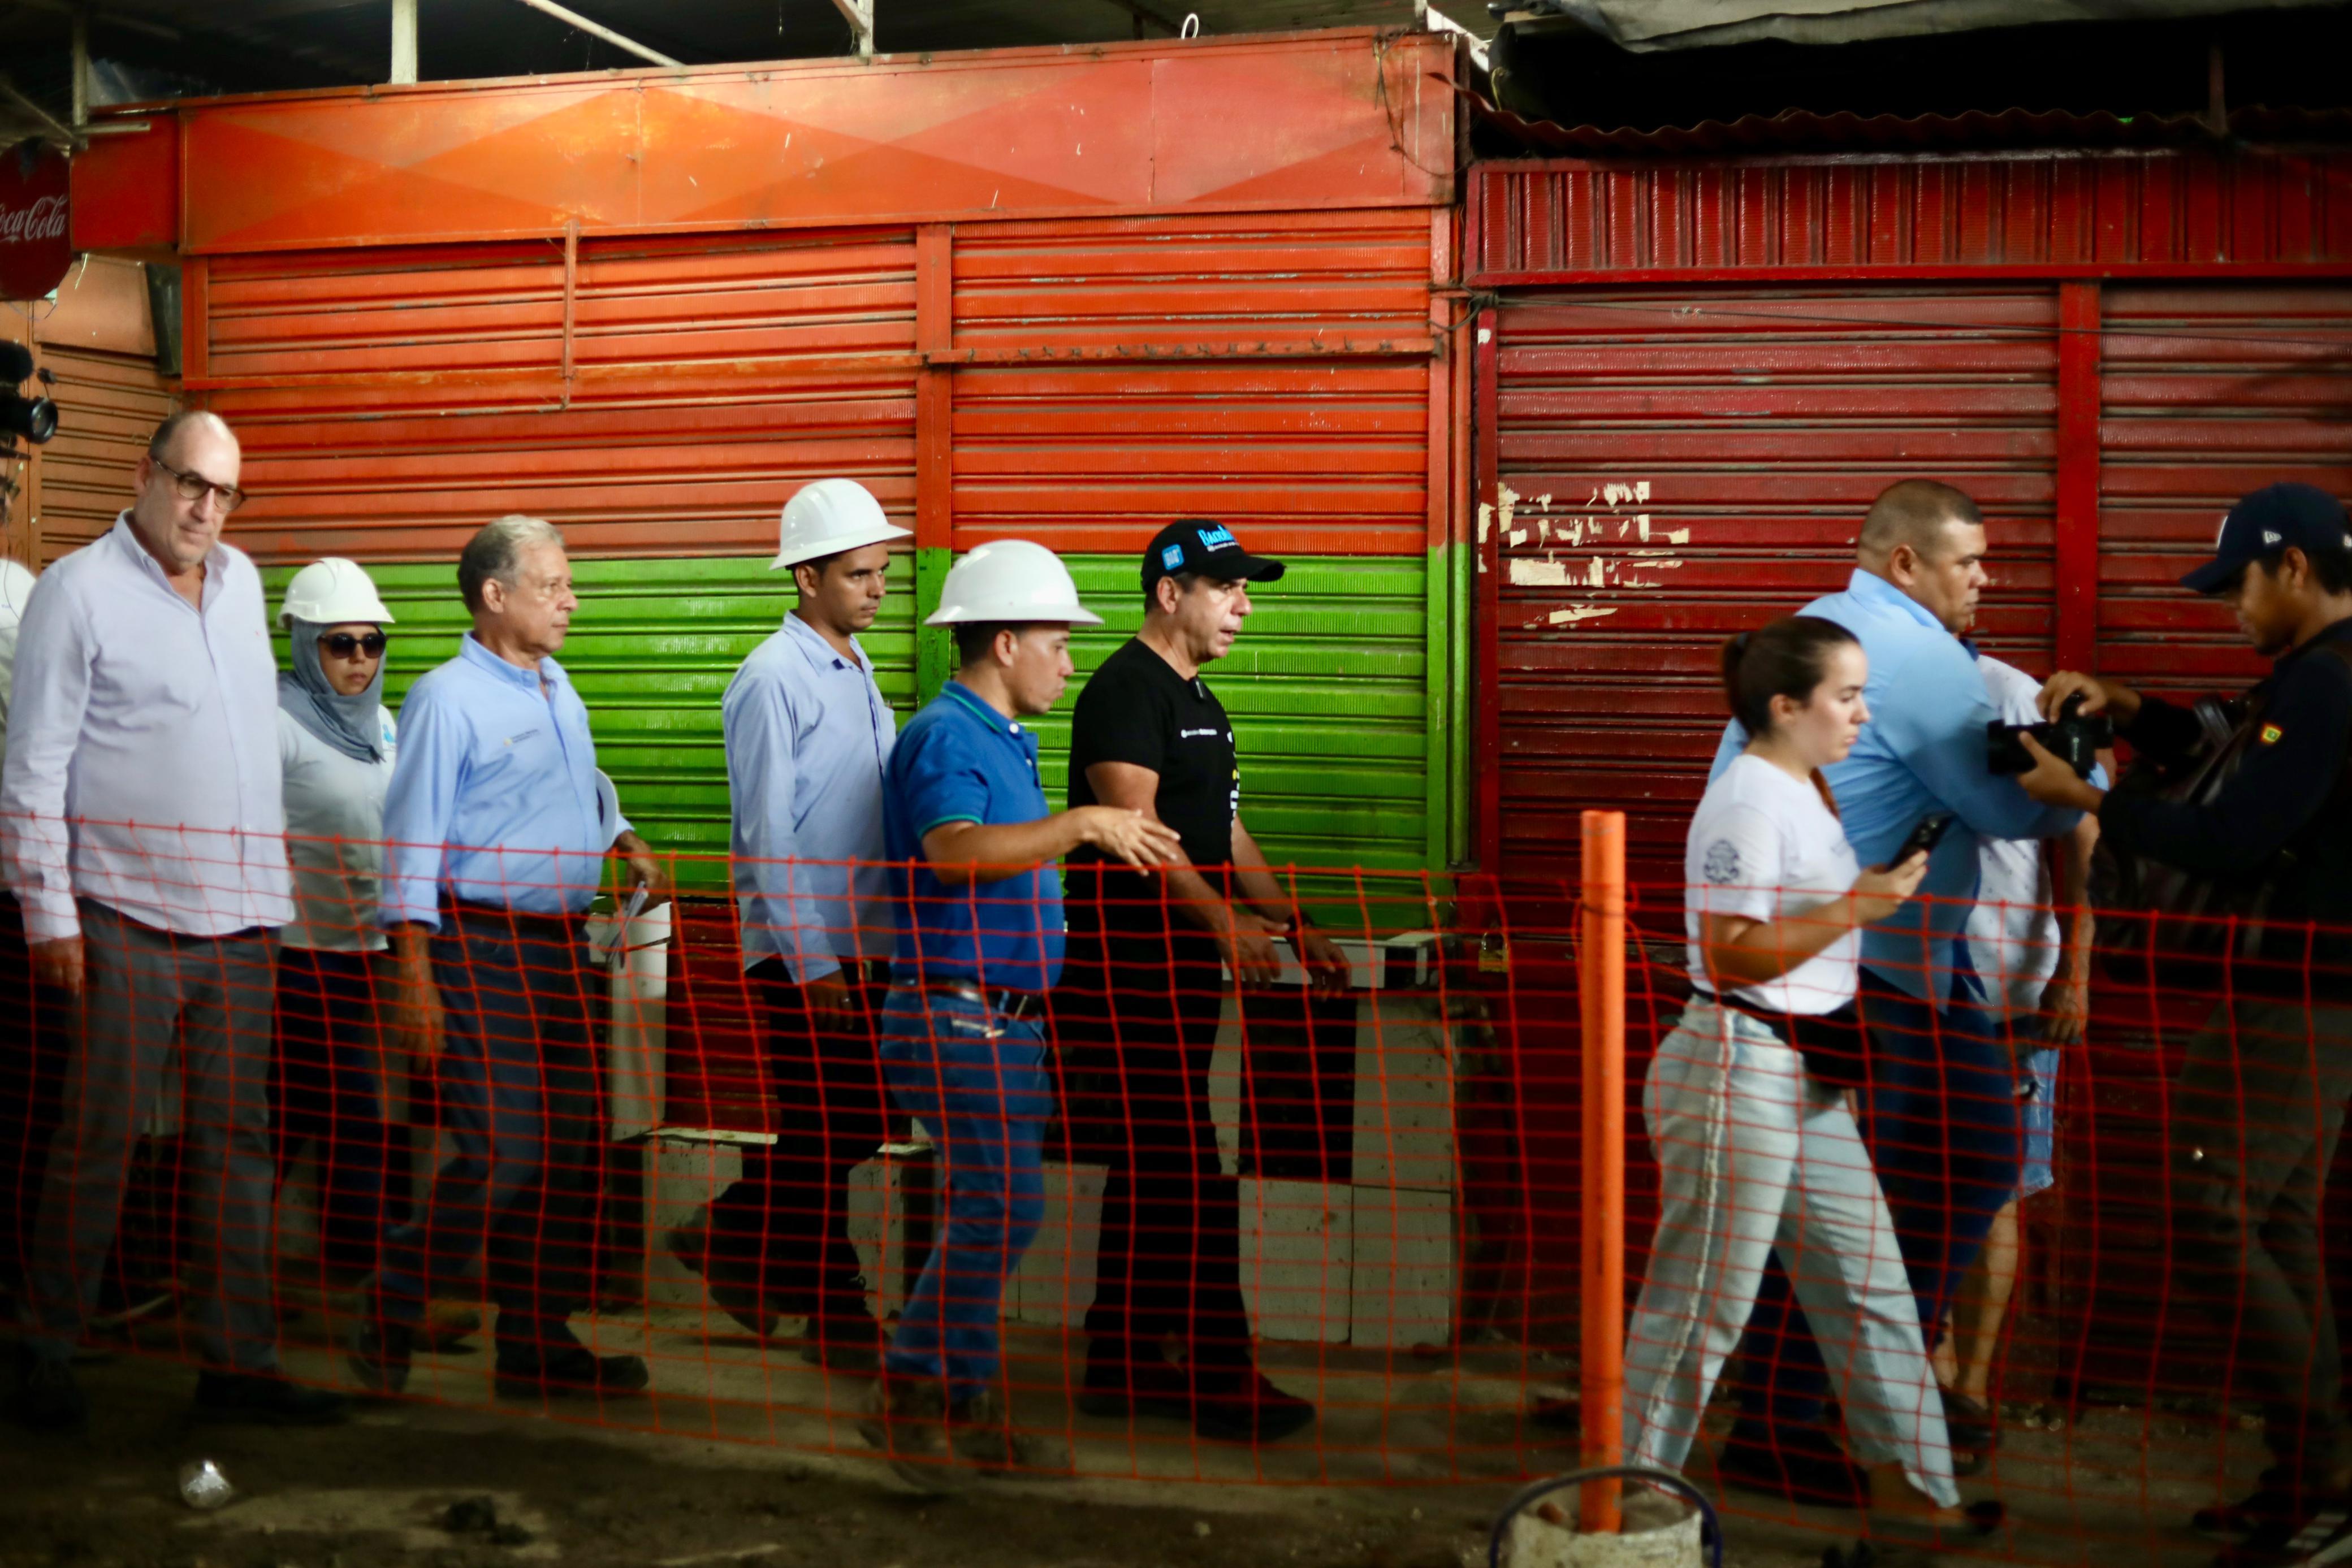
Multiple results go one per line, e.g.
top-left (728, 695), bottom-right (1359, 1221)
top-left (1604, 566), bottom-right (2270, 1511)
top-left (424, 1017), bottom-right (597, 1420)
top-left (206, 229), bottom-right (920, 563)
top-left (7, 257), bottom-right (175, 565)
top-left (1485, 285), bottom-right (2059, 886)
top-left (2096, 284), bottom-right (2352, 702)
top-left (197, 206), bottom-right (1449, 889)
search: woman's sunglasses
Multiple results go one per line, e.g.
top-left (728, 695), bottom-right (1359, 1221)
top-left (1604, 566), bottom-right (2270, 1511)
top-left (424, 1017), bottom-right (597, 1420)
top-left (319, 633), bottom-right (388, 658)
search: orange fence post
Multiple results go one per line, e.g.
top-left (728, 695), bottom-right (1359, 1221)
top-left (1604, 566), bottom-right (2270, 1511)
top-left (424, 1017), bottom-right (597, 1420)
top-left (1579, 808), bottom-right (1627, 1534)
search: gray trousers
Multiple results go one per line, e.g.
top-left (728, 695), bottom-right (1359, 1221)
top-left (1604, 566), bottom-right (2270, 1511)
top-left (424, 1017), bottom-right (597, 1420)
top-left (22, 900), bottom-right (279, 1372)
top-left (1622, 1003), bottom-right (1958, 1507)
top-left (2172, 997), bottom-right (2352, 1480)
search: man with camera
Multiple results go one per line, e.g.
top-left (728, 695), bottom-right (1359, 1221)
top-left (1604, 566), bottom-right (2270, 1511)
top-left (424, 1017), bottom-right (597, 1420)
top-left (1710, 479), bottom-right (2087, 1502)
top-left (2013, 482), bottom-right (2352, 1567)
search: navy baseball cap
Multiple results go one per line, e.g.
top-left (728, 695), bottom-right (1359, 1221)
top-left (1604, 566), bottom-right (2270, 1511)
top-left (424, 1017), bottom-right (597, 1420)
top-left (2182, 482), bottom-right (2352, 593)
top-left (1142, 518), bottom-right (1287, 596)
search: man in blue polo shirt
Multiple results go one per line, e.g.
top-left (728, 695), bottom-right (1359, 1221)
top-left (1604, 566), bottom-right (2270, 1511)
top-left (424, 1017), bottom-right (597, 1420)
top-left (856, 539), bottom-right (1179, 1487)
top-left (1708, 479), bottom-right (2088, 1501)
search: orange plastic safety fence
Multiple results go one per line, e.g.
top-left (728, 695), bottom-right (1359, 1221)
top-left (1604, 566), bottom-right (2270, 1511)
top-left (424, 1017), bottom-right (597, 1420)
top-left (0, 822), bottom-right (2334, 1563)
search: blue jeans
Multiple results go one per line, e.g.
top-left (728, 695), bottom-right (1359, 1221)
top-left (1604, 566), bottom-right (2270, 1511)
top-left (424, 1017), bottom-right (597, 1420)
top-left (1731, 967), bottom-right (2024, 1442)
top-left (877, 986), bottom-right (1051, 1404)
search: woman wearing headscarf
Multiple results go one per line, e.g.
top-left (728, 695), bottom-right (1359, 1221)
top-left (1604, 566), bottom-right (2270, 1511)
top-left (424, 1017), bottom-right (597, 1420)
top-left (274, 558), bottom-right (406, 1283)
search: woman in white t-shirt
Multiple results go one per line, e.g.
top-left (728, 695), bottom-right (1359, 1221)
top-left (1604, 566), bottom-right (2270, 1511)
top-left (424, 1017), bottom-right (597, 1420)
top-left (1622, 615), bottom-right (1977, 1530)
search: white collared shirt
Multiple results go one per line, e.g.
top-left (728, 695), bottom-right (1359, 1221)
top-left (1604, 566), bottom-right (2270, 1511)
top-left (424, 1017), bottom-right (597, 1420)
top-left (0, 513), bottom-right (293, 942)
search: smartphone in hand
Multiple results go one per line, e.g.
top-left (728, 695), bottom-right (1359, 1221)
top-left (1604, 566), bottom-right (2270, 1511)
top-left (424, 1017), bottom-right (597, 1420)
top-left (1888, 813), bottom-right (1955, 866)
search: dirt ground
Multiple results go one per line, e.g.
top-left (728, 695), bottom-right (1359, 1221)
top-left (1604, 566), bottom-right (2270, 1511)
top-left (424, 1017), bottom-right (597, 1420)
top-left (0, 1324), bottom-right (2275, 1568)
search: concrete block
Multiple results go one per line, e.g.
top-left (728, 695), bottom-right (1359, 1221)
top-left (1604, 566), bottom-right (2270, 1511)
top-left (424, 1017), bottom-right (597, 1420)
top-left (1239, 1177), bottom-right (1351, 1344)
top-left (1352, 997), bottom-right (1456, 1191)
top-left (641, 1134), bottom-right (746, 1307)
top-left (1009, 1162), bottom-right (1108, 1328)
top-left (1348, 1184), bottom-right (1453, 1349)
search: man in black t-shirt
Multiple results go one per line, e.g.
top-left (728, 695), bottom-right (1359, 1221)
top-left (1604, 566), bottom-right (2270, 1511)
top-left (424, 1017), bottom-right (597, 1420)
top-left (1058, 519), bottom-right (1351, 1445)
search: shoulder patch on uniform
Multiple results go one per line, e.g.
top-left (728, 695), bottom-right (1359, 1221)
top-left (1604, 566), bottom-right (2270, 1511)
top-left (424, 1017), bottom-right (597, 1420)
top-left (2260, 722), bottom-right (2285, 745)
top-left (1702, 839), bottom-right (1743, 885)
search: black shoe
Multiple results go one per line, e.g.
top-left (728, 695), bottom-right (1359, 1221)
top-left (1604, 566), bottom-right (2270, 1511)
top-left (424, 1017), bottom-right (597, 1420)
top-left (347, 1308), bottom-right (416, 1394)
top-left (193, 1370), bottom-right (349, 1426)
top-left (14, 1349), bottom-right (87, 1433)
top-left (1715, 1426), bottom-right (1867, 1510)
top-left (1192, 1371), bottom-right (1316, 1445)
top-left (494, 1346), bottom-right (650, 1400)
top-left (2215, 1496), bottom-right (2352, 1566)
top-left (1939, 1388), bottom-right (1996, 1478)
top-left (2198, 1469), bottom-right (2306, 1542)
top-left (1075, 1355), bottom-right (1192, 1423)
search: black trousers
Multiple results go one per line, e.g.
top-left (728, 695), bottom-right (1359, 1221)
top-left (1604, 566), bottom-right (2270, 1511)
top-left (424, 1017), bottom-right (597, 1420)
top-left (380, 905), bottom-right (602, 1357)
top-left (1057, 922), bottom-right (1255, 1381)
top-left (276, 946), bottom-right (406, 1277)
top-left (706, 959), bottom-right (888, 1322)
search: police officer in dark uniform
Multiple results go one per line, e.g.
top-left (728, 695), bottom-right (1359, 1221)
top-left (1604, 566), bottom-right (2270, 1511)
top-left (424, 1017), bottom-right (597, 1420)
top-left (1058, 518), bottom-right (1351, 1444)
top-left (2014, 483), bottom-right (2352, 1566)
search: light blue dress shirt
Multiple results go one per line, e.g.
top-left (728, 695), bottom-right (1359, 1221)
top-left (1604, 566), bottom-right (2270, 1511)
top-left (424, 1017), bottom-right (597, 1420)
top-left (1708, 569), bottom-right (2086, 1006)
top-left (724, 613), bottom-right (896, 980)
top-left (379, 634), bottom-right (625, 930)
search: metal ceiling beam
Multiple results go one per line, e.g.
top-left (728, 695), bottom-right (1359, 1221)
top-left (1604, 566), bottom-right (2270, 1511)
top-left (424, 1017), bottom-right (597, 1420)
top-left (508, 0), bottom-right (682, 67)
top-left (828, 0), bottom-right (874, 58)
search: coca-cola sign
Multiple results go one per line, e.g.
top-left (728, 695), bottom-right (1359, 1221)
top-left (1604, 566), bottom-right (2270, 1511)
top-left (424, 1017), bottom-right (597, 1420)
top-left (0, 145), bottom-right (71, 303)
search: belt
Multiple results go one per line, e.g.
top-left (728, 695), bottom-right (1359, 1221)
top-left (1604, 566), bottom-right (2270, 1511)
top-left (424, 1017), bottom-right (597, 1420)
top-left (922, 980), bottom-right (1044, 1021)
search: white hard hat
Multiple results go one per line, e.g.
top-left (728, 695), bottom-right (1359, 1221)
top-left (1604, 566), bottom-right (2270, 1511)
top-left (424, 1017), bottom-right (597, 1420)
top-left (771, 478), bottom-right (910, 571)
top-left (924, 539), bottom-right (1102, 627)
top-left (280, 558), bottom-right (395, 626)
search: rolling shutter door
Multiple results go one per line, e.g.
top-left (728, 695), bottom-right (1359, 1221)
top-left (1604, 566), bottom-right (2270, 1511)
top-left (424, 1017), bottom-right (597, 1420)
top-left (2064, 283), bottom-right (2352, 1394)
top-left (205, 228), bottom-right (920, 868)
top-left (1487, 285), bottom-right (2061, 890)
top-left (949, 211), bottom-right (1438, 879)
top-left (2096, 284), bottom-right (2352, 700)
top-left (23, 340), bottom-right (175, 563)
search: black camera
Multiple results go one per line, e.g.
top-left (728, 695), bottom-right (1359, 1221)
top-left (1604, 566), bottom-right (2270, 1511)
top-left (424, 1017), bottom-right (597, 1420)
top-left (1, 341), bottom-right (57, 448)
top-left (1987, 691), bottom-right (2111, 778)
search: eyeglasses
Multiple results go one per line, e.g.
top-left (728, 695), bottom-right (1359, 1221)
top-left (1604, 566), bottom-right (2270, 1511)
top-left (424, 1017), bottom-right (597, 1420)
top-left (152, 457), bottom-right (249, 515)
top-left (318, 632), bottom-right (388, 658)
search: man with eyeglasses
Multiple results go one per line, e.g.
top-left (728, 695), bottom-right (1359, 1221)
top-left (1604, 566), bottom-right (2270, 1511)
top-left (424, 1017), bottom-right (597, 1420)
top-left (1, 410), bottom-right (347, 1431)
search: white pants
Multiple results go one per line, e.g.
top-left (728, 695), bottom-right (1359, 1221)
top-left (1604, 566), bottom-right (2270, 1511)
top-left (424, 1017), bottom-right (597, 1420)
top-left (1621, 1003), bottom-right (1958, 1508)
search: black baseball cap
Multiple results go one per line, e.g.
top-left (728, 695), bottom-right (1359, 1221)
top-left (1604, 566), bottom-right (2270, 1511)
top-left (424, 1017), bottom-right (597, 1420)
top-left (2181, 482), bottom-right (2352, 593)
top-left (1142, 518), bottom-right (1287, 596)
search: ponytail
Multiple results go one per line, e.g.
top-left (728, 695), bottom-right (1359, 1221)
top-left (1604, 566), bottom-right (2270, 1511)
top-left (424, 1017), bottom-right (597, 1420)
top-left (1721, 615), bottom-right (1861, 735)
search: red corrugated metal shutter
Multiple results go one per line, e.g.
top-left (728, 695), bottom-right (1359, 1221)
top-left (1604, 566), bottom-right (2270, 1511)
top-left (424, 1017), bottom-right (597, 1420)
top-left (201, 228), bottom-right (918, 564)
top-left (24, 341), bottom-right (175, 563)
top-left (2096, 283), bottom-right (2352, 700)
top-left (1486, 285), bottom-right (2060, 888)
top-left (2065, 283), bottom-right (2352, 1394)
top-left (949, 210), bottom-right (1434, 557)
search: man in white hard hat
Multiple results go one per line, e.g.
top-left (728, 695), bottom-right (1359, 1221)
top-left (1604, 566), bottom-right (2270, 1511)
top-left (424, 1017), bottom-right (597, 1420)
top-left (349, 514), bottom-right (663, 1404)
top-left (667, 479), bottom-right (907, 1370)
top-left (2, 410), bottom-right (345, 1430)
top-left (857, 540), bottom-right (1181, 1485)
